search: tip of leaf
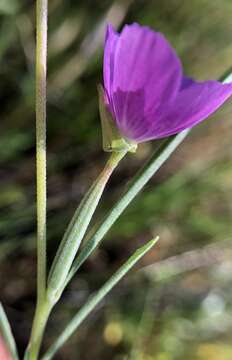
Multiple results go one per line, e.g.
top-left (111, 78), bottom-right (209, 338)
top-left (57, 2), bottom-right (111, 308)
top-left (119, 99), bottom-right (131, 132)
top-left (147, 236), bottom-right (160, 249)
top-left (134, 236), bottom-right (160, 259)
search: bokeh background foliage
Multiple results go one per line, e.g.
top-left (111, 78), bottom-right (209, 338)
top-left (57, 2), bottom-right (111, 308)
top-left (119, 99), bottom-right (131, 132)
top-left (0, 0), bottom-right (232, 359)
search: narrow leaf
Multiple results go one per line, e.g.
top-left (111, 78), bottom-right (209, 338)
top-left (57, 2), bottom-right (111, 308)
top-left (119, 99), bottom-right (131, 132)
top-left (64, 130), bottom-right (189, 287)
top-left (47, 151), bottom-right (126, 302)
top-left (42, 236), bottom-right (159, 360)
top-left (0, 303), bottom-right (19, 360)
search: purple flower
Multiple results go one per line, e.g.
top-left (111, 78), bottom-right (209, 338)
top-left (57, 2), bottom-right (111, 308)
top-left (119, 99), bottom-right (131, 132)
top-left (103, 23), bottom-right (232, 143)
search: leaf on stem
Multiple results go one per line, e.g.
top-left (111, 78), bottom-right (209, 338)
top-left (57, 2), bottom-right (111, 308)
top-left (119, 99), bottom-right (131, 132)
top-left (42, 236), bottom-right (159, 360)
top-left (47, 151), bottom-right (126, 302)
top-left (64, 130), bottom-right (190, 287)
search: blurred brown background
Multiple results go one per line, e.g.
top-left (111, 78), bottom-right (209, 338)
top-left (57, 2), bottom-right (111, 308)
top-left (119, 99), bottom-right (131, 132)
top-left (0, 0), bottom-right (232, 359)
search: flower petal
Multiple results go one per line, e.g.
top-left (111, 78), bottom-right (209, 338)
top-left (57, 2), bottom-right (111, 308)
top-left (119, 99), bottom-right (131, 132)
top-left (104, 23), bottom-right (182, 139)
top-left (112, 23), bottom-right (182, 106)
top-left (103, 24), bottom-right (119, 100)
top-left (144, 78), bottom-right (232, 140)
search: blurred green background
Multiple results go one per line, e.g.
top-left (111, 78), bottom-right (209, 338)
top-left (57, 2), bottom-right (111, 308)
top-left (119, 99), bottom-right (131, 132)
top-left (0, 0), bottom-right (232, 359)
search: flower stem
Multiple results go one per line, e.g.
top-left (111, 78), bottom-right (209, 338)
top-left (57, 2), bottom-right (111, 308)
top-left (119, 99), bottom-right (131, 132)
top-left (24, 300), bottom-right (52, 360)
top-left (36, 0), bottom-right (47, 305)
top-left (24, 1), bottom-right (48, 359)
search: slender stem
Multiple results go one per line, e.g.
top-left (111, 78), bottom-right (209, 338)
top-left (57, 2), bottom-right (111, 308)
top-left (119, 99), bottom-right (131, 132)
top-left (24, 300), bottom-right (52, 360)
top-left (36, 0), bottom-right (47, 304)
top-left (23, 1), bottom-right (48, 359)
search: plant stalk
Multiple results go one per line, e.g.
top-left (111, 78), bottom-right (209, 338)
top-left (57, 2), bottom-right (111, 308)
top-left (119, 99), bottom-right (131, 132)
top-left (24, 300), bottom-right (52, 360)
top-left (36, 0), bottom-right (48, 304)
top-left (24, 0), bottom-right (48, 359)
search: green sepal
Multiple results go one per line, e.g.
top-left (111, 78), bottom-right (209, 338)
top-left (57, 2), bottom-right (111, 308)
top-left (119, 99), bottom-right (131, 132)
top-left (98, 84), bottom-right (137, 153)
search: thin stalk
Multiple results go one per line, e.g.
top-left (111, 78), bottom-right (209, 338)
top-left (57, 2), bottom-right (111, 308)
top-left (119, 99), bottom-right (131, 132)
top-left (24, 299), bottom-right (52, 360)
top-left (36, 0), bottom-right (48, 304)
top-left (47, 150), bottom-right (127, 303)
top-left (23, 1), bottom-right (48, 359)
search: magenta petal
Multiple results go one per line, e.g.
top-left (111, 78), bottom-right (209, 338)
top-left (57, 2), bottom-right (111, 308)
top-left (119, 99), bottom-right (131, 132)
top-left (103, 23), bottom-right (182, 139)
top-left (103, 24), bottom-right (119, 100)
top-left (146, 78), bottom-right (232, 140)
top-left (113, 24), bottom-right (182, 104)
top-left (113, 23), bottom-right (181, 120)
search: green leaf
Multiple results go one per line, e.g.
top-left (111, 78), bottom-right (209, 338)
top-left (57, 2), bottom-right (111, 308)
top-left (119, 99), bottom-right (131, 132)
top-left (0, 303), bottom-right (19, 360)
top-left (42, 236), bottom-right (159, 360)
top-left (47, 150), bottom-right (126, 302)
top-left (64, 129), bottom-right (190, 287)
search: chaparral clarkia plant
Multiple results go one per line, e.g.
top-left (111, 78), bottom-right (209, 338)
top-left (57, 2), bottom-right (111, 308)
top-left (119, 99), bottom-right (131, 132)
top-left (1, 6), bottom-right (232, 360)
top-left (101, 23), bottom-right (232, 149)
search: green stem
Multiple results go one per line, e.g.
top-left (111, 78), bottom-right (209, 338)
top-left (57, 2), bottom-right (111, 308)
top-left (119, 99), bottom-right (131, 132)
top-left (24, 300), bottom-right (52, 360)
top-left (36, 0), bottom-right (48, 304)
top-left (47, 150), bottom-right (127, 303)
top-left (24, 1), bottom-right (48, 359)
